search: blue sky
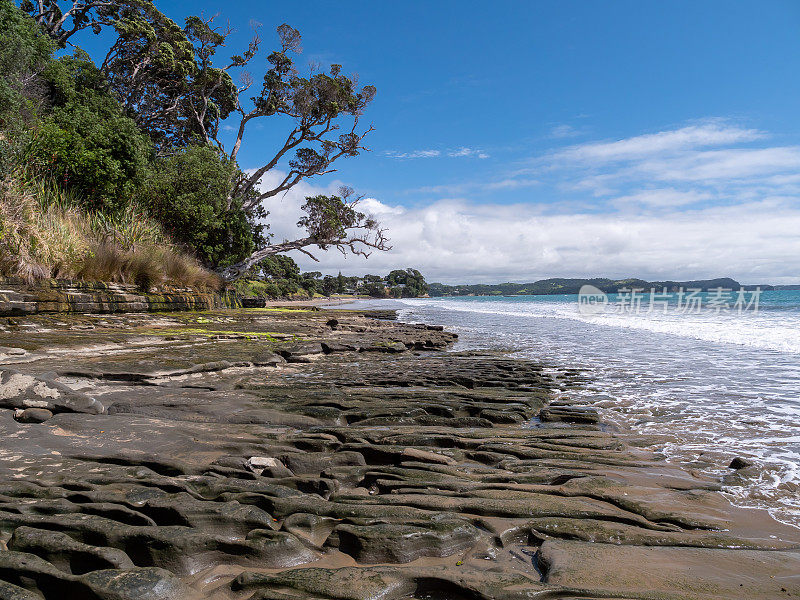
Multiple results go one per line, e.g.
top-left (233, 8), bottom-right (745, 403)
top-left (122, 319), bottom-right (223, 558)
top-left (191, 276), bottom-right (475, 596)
top-left (78, 1), bottom-right (800, 283)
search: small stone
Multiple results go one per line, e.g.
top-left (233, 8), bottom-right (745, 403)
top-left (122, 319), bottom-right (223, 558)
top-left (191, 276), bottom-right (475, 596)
top-left (326, 318), bottom-right (339, 329)
top-left (729, 456), bottom-right (753, 470)
top-left (0, 346), bottom-right (27, 356)
top-left (14, 408), bottom-right (53, 423)
top-left (246, 456), bottom-right (293, 477)
top-left (402, 447), bottom-right (457, 465)
top-left (247, 456), bottom-right (281, 469)
top-left (251, 350), bottom-right (285, 366)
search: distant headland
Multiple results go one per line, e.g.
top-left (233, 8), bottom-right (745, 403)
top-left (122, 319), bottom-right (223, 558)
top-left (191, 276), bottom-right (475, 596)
top-left (429, 277), bottom-right (799, 297)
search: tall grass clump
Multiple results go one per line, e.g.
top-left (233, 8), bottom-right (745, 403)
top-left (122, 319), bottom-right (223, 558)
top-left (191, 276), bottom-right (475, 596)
top-left (0, 172), bottom-right (221, 290)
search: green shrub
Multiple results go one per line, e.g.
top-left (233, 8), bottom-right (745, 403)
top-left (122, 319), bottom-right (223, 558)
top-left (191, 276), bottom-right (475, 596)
top-left (28, 54), bottom-right (153, 214)
top-left (139, 144), bottom-right (261, 268)
top-left (0, 0), bottom-right (54, 175)
top-left (0, 0), bottom-right (53, 126)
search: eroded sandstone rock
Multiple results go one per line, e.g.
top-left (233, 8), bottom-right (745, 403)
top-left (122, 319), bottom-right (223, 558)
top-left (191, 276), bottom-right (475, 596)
top-left (13, 407), bottom-right (53, 423)
top-left (0, 369), bottom-right (104, 414)
top-left (0, 308), bottom-right (796, 600)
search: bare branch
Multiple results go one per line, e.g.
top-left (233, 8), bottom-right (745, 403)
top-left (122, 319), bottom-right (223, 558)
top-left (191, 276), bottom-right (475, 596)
top-left (219, 191), bottom-right (390, 282)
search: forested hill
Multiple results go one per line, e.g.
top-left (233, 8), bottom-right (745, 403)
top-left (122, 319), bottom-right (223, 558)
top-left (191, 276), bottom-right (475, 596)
top-left (428, 277), bottom-right (765, 297)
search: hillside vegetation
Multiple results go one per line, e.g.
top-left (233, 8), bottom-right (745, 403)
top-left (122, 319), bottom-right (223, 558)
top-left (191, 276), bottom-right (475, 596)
top-left (0, 0), bottom-right (387, 291)
top-left (429, 277), bottom-right (747, 297)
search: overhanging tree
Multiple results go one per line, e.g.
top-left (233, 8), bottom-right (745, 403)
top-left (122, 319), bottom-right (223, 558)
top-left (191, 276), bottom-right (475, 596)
top-left (181, 20), bottom-right (389, 281)
top-left (218, 188), bottom-right (389, 281)
top-left (22, 2), bottom-right (391, 281)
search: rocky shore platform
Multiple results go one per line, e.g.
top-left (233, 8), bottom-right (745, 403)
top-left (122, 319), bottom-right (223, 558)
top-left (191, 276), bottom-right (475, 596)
top-left (0, 307), bottom-right (798, 600)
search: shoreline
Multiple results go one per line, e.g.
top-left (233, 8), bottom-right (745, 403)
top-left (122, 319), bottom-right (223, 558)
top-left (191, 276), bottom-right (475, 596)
top-left (256, 296), bottom-right (361, 308)
top-left (0, 307), bottom-right (798, 598)
top-left (382, 294), bottom-right (800, 531)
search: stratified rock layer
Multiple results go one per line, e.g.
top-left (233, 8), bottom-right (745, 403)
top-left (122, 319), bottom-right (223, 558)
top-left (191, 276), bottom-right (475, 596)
top-left (0, 307), bottom-right (798, 600)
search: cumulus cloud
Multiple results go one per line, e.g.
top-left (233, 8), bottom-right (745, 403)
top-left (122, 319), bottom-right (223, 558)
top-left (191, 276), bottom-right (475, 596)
top-left (251, 120), bottom-right (800, 285)
top-left (255, 172), bottom-right (800, 284)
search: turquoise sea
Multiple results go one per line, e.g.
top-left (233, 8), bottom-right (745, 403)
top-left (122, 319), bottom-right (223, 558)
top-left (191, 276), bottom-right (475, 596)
top-left (347, 290), bottom-right (800, 527)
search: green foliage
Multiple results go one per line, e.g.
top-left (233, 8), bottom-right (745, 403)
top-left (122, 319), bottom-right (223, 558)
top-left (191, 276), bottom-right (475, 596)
top-left (234, 255), bottom-right (319, 299)
top-left (18, 0), bottom-right (152, 46)
top-left (320, 275), bottom-right (338, 296)
top-left (298, 193), bottom-right (375, 250)
top-left (299, 274), bottom-right (318, 295)
top-left (360, 274), bottom-right (387, 298)
top-left (28, 53), bottom-right (153, 213)
top-left (0, 0), bottom-right (54, 173)
top-left (8, 2), bottom-right (384, 281)
top-left (228, 24), bottom-right (377, 209)
top-left (336, 271), bottom-right (345, 294)
top-left (233, 277), bottom-right (309, 300)
top-left (138, 144), bottom-right (261, 268)
top-left (0, 169), bottom-right (219, 288)
top-left (387, 268), bottom-right (428, 297)
top-left (255, 255), bottom-right (301, 280)
top-left (0, 0), bottom-right (53, 121)
top-left (105, 7), bottom-right (216, 148)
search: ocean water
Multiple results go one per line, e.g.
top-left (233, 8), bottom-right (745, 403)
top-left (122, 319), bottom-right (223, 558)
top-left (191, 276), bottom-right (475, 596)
top-left (344, 290), bottom-right (800, 527)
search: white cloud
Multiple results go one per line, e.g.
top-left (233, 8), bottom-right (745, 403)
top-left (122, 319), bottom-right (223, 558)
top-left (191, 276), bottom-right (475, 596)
top-left (448, 147), bottom-right (473, 157)
top-left (638, 147), bottom-right (800, 182)
top-left (483, 178), bottom-right (539, 191)
top-left (255, 174), bottom-right (800, 284)
top-left (447, 147), bottom-right (489, 158)
top-left (612, 188), bottom-right (712, 208)
top-left (549, 124), bottom-right (582, 139)
top-left (384, 149), bottom-right (441, 159)
top-left (251, 120), bottom-right (800, 285)
top-left (542, 120), bottom-right (800, 201)
top-left (554, 122), bottom-right (764, 164)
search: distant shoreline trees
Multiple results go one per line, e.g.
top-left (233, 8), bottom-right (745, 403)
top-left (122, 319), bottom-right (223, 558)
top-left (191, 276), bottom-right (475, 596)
top-left (234, 259), bottom-right (429, 300)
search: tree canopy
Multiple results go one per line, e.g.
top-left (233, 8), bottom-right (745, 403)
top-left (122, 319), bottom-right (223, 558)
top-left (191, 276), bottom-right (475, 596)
top-left (12, 0), bottom-right (390, 281)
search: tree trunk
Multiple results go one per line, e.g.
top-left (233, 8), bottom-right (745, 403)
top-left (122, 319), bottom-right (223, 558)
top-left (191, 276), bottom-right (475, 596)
top-left (218, 237), bottom-right (317, 282)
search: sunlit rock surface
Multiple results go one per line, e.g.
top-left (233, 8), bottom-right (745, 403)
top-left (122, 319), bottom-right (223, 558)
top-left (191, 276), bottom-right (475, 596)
top-left (0, 308), bottom-right (797, 599)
